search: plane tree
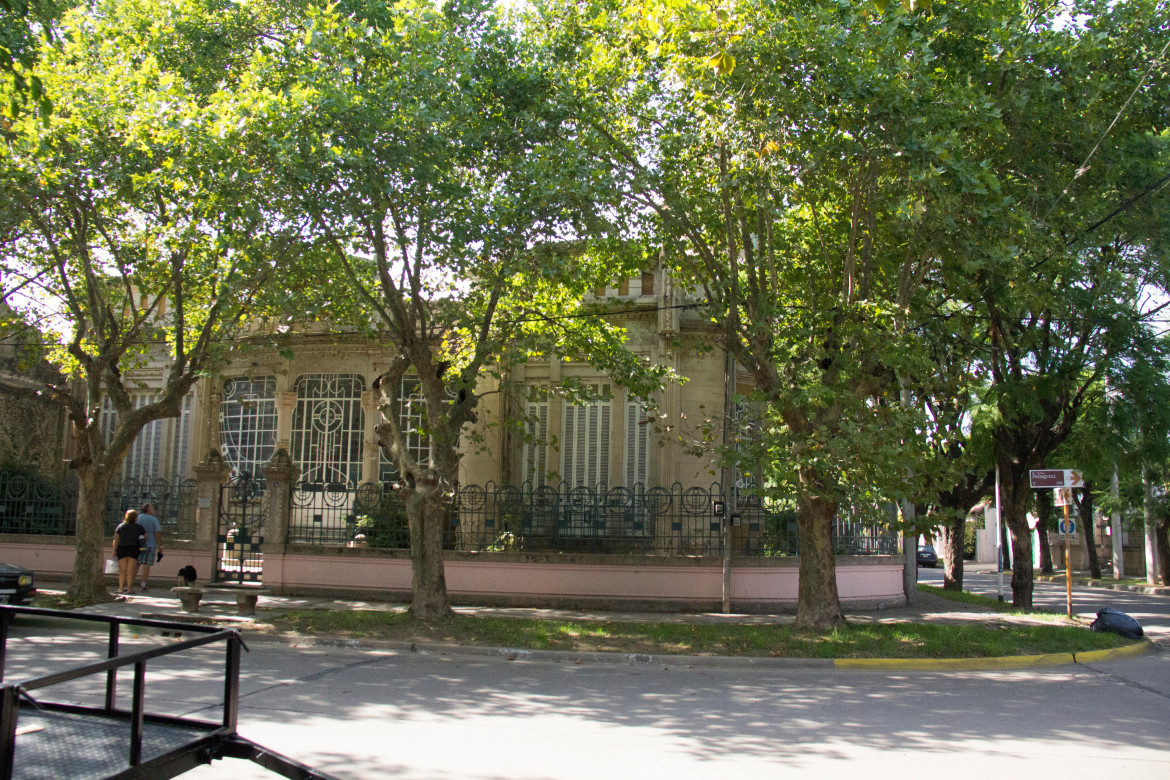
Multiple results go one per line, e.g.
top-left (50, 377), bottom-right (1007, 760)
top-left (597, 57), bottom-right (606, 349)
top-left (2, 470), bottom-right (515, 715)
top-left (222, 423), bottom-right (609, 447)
top-left (255, 0), bottom-right (668, 618)
top-left (952, 0), bottom-right (1170, 607)
top-left (544, 0), bottom-right (1030, 628)
top-left (0, 0), bottom-right (311, 602)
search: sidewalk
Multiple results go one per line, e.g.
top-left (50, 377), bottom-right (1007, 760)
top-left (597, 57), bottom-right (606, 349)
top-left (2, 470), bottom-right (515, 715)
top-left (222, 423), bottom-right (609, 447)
top-left (23, 577), bottom-right (1157, 671)
top-left (37, 579), bottom-right (1039, 629)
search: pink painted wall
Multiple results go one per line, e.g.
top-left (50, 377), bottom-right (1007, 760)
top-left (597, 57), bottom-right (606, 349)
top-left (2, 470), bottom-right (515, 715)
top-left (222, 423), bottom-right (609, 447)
top-left (2, 537), bottom-right (905, 610)
top-left (0, 539), bottom-right (213, 585)
top-left (261, 551), bottom-right (905, 610)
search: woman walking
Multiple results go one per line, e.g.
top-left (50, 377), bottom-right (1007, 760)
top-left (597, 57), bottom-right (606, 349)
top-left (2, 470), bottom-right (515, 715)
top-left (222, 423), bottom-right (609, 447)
top-left (112, 509), bottom-right (145, 595)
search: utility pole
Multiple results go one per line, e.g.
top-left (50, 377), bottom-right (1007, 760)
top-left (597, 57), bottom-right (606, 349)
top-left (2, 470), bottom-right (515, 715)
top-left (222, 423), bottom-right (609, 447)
top-left (899, 385), bottom-right (916, 604)
top-left (1111, 465), bottom-right (1125, 578)
top-left (721, 349), bottom-right (735, 613)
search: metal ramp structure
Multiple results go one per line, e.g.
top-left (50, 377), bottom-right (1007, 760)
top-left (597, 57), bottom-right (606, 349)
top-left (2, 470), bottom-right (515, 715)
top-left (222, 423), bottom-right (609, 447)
top-left (0, 606), bottom-right (339, 779)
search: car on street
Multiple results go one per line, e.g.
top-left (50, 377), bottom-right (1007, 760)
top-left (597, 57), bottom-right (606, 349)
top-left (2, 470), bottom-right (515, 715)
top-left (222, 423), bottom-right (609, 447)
top-left (917, 544), bottom-right (938, 568)
top-left (0, 562), bottom-right (35, 604)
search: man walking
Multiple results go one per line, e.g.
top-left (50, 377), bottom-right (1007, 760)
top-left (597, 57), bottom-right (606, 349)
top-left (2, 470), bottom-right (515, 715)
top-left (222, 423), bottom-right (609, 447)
top-left (137, 503), bottom-right (163, 591)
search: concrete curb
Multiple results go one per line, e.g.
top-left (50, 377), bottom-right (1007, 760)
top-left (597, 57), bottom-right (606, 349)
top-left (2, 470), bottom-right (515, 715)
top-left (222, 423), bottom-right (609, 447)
top-left (239, 627), bottom-right (1154, 671)
top-left (1073, 637), bottom-right (1156, 664)
top-left (833, 653), bottom-right (1076, 671)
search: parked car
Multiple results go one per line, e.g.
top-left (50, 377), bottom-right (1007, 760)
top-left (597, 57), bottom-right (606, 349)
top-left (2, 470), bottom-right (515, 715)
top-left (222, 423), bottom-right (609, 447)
top-left (916, 544), bottom-right (938, 568)
top-left (0, 563), bottom-right (35, 604)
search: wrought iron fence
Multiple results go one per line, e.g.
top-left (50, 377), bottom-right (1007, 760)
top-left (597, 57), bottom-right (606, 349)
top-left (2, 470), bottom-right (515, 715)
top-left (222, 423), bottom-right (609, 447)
top-left (284, 480), bottom-right (897, 557)
top-left (0, 471), bottom-right (76, 535)
top-left (103, 477), bottom-right (198, 540)
top-left (0, 472), bottom-right (198, 539)
top-left (2, 468), bottom-right (898, 558)
top-left (290, 480), bottom-right (410, 547)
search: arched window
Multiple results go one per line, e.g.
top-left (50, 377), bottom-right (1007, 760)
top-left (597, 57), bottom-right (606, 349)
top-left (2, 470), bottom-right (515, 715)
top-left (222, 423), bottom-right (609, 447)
top-left (219, 377), bottom-right (277, 480)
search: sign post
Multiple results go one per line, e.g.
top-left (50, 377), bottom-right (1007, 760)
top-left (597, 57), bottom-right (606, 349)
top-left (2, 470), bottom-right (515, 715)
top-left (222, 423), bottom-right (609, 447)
top-left (1053, 487), bottom-right (1074, 618)
top-left (1031, 470), bottom-right (1083, 619)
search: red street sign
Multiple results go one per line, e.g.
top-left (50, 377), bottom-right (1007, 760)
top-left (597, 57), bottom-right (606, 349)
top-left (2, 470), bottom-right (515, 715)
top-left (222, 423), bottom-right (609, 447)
top-left (1029, 469), bottom-right (1084, 489)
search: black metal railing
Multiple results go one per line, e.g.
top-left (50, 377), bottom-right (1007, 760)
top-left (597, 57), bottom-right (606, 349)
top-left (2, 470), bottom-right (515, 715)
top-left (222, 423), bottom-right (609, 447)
top-left (289, 480), bottom-right (410, 547)
top-left (0, 606), bottom-right (242, 779)
top-left (0, 605), bottom-right (337, 779)
top-left (0, 471), bottom-right (76, 536)
top-left (104, 477), bottom-right (198, 539)
top-left (452, 482), bottom-right (898, 556)
top-left (286, 480), bottom-right (897, 558)
top-left (0, 472), bottom-right (197, 539)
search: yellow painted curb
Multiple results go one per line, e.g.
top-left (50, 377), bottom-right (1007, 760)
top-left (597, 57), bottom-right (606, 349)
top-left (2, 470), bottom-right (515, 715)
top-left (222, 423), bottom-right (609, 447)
top-left (834, 653), bottom-right (1075, 671)
top-left (1075, 638), bottom-right (1155, 664)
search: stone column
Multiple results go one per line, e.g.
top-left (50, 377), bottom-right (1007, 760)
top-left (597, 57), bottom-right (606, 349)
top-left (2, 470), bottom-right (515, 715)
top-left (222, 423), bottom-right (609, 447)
top-left (362, 389), bottom-right (382, 484)
top-left (276, 391), bottom-right (297, 452)
top-left (264, 448), bottom-right (299, 548)
top-left (194, 450), bottom-right (230, 543)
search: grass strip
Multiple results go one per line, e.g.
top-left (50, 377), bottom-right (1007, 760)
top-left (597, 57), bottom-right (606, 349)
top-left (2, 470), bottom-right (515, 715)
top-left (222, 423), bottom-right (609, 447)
top-left (916, 583), bottom-right (1068, 620)
top-left (259, 609), bottom-right (1127, 659)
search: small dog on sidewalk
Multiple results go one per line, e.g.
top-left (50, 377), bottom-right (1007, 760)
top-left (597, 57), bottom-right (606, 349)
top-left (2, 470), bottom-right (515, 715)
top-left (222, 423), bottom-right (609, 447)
top-left (175, 565), bottom-right (197, 586)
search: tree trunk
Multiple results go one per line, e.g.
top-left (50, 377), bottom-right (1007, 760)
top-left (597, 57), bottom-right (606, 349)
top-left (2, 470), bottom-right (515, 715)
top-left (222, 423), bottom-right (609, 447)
top-left (66, 468), bottom-right (116, 603)
top-left (1008, 520), bottom-right (1034, 607)
top-left (939, 513), bottom-right (965, 591)
top-left (404, 483), bottom-right (454, 620)
top-left (794, 482), bottom-right (845, 630)
top-left (1156, 516), bottom-right (1170, 586)
top-left (998, 458), bottom-right (1035, 608)
top-left (1076, 479), bottom-right (1102, 578)
top-left (1143, 466), bottom-right (1159, 585)
top-left (1036, 490), bottom-right (1054, 574)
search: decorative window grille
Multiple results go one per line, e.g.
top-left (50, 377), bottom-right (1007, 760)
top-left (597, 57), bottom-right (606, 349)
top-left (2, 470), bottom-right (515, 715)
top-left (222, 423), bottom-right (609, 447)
top-left (561, 384), bottom-right (610, 489)
top-left (291, 374), bottom-right (365, 486)
top-left (220, 377), bottom-right (278, 480)
top-left (732, 401), bottom-right (763, 500)
top-left (625, 402), bottom-right (651, 486)
top-left (522, 388), bottom-right (550, 488)
top-left (377, 374), bottom-right (434, 484)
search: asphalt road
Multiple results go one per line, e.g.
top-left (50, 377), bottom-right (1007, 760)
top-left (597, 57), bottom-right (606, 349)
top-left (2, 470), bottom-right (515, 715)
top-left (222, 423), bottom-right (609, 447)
top-left (6, 601), bottom-right (1169, 780)
top-left (180, 641), bottom-right (1170, 779)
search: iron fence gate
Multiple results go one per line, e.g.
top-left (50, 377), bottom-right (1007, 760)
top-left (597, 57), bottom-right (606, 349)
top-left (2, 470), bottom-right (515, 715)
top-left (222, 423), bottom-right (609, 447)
top-left (216, 476), bottom-right (266, 584)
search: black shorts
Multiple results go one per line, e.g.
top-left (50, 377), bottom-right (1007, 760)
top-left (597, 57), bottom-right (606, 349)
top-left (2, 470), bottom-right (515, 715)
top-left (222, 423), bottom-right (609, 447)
top-left (116, 546), bottom-right (140, 560)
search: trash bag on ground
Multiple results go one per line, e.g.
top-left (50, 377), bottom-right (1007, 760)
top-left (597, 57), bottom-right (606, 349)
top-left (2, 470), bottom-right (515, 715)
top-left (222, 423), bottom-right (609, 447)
top-left (1089, 607), bottom-right (1144, 639)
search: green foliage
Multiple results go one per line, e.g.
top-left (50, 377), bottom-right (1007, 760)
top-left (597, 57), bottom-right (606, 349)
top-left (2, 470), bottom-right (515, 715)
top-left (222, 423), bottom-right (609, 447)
top-left (0, 0), bottom-right (320, 599)
top-left (251, 0), bottom-right (673, 483)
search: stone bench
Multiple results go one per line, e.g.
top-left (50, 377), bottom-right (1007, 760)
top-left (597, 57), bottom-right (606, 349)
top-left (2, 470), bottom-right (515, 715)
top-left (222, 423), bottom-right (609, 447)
top-left (170, 586), bottom-right (269, 617)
